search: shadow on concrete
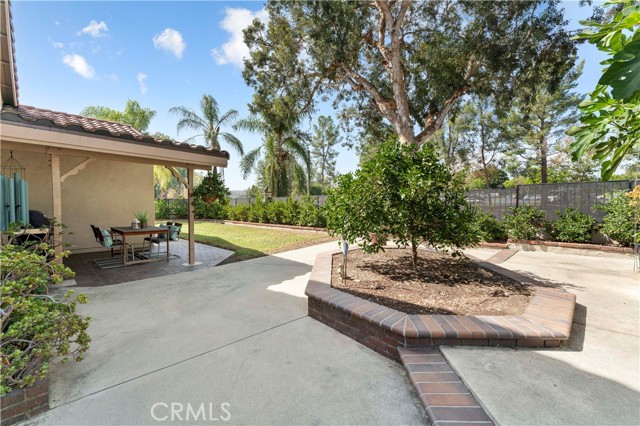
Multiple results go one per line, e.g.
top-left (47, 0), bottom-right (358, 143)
top-left (511, 269), bottom-right (586, 291)
top-left (561, 303), bottom-right (587, 352)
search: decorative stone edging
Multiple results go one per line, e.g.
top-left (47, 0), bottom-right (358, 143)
top-left (399, 347), bottom-right (495, 425)
top-left (305, 250), bottom-right (576, 361)
top-left (0, 379), bottom-right (49, 426)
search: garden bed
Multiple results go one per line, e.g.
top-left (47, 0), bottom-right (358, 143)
top-left (306, 249), bottom-right (576, 360)
top-left (331, 249), bottom-right (533, 316)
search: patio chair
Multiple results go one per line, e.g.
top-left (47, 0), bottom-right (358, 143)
top-left (142, 222), bottom-right (182, 257)
top-left (90, 224), bottom-right (133, 259)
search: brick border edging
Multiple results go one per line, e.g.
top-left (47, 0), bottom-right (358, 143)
top-left (509, 239), bottom-right (634, 254)
top-left (399, 347), bottom-right (495, 425)
top-left (0, 379), bottom-right (49, 426)
top-left (305, 250), bottom-right (576, 360)
top-left (222, 220), bottom-right (326, 232)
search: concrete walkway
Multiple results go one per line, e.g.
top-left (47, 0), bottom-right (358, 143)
top-left (445, 248), bottom-right (640, 426)
top-left (28, 242), bottom-right (426, 425)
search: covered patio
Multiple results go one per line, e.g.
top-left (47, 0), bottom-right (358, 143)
top-left (66, 239), bottom-right (234, 287)
top-left (1, 2), bottom-right (230, 267)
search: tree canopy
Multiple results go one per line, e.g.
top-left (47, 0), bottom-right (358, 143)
top-left (80, 99), bottom-right (156, 132)
top-left (169, 94), bottom-right (244, 156)
top-left (243, 0), bottom-right (576, 145)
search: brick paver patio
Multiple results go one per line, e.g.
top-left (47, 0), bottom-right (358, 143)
top-left (65, 239), bottom-right (233, 287)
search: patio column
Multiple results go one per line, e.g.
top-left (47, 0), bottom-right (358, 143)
top-left (50, 152), bottom-right (62, 262)
top-left (187, 166), bottom-right (195, 265)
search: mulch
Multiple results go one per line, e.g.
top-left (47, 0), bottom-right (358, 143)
top-left (331, 248), bottom-right (533, 315)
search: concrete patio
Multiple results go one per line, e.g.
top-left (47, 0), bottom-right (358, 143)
top-left (21, 243), bottom-right (640, 425)
top-left (32, 241), bottom-right (427, 425)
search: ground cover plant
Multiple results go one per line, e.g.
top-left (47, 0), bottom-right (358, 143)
top-left (182, 222), bottom-right (333, 263)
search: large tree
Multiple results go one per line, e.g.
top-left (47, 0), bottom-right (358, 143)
top-left (243, 0), bottom-right (576, 146)
top-left (169, 94), bottom-right (244, 156)
top-left (310, 115), bottom-right (341, 188)
top-left (503, 61), bottom-right (583, 183)
top-left (80, 99), bottom-right (156, 132)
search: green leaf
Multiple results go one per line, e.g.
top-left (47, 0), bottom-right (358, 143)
top-left (598, 38), bottom-right (640, 99)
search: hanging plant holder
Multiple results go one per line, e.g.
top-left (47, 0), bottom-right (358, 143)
top-left (2, 151), bottom-right (26, 180)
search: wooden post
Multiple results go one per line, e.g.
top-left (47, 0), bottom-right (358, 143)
top-left (50, 153), bottom-right (62, 262)
top-left (187, 166), bottom-right (195, 265)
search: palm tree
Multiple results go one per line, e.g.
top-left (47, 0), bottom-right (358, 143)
top-left (81, 99), bottom-right (156, 132)
top-left (235, 115), bottom-right (310, 197)
top-left (169, 94), bottom-right (244, 156)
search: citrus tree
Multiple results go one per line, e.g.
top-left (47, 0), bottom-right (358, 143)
top-left (325, 139), bottom-right (477, 266)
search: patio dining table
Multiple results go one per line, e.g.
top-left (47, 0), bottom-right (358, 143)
top-left (110, 226), bottom-right (170, 267)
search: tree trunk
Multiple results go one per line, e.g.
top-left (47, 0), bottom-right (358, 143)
top-left (480, 126), bottom-right (491, 189)
top-left (411, 240), bottom-right (418, 268)
top-left (540, 137), bottom-right (548, 184)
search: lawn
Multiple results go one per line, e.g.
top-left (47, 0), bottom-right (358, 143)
top-left (180, 221), bottom-right (335, 263)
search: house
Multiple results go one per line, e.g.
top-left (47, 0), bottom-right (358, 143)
top-left (0, 0), bottom-right (229, 263)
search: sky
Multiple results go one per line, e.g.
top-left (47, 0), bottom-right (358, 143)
top-left (11, 1), bottom-right (606, 191)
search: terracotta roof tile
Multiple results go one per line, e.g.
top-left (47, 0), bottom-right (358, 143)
top-left (1, 105), bottom-right (230, 159)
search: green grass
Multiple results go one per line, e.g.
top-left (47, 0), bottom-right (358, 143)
top-left (180, 222), bottom-right (335, 263)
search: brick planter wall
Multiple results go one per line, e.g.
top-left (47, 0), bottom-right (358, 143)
top-left (306, 250), bottom-right (576, 362)
top-left (0, 379), bottom-right (49, 426)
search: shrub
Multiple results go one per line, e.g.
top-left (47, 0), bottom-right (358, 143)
top-left (155, 199), bottom-right (171, 219)
top-left (325, 140), bottom-right (477, 266)
top-left (1, 237), bottom-right (90, 396)
top-left (171, 199), bottom-right (189, 218)
top-left (595, 190), bottom-right (638, 246)
top-left (194, 199), bottom-right (228, 220)
top-left (503, 206), bottom-right (546, 240)
top-left (547, 208), bottom-right (598, 243)
top-left (474, 212), bottom-right (508, 242)
top-left (227, 204), bottom-right (250, 221)
top-left (297, 196), bottom-right (326, 228)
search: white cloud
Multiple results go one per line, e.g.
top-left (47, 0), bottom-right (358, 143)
top-left (48, 37), bottom-right (64, 49)
top-left (137, 72), bottom-right (148, 94)
top-left (211, 7), bottom-right (268, 67)
top-left (54, 20), bottom-right (60, 26)
top-left (78, 20), bottom-right (109, 38)
top-left (152, 28), bottom-right (185, 59)
top-left (62, 54), bottom-right (95, 79)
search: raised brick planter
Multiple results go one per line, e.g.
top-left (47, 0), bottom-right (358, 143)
top-left (306, 250), bottom-right (576, 361)
top-left (0, 379), bottom-right (49, 426)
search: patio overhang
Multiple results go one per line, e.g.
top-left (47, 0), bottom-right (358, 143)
top-left (1, 105), bottom-right (229, 170)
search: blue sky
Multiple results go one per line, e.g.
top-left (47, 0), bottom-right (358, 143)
top-left (12, 1), bottom-right (605, 191)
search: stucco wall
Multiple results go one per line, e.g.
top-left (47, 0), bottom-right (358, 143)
top-left (1, 149), bottom-right (155, 252)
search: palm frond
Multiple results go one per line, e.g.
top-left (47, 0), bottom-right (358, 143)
top-left (201, 94), bottom-right (220, 124)
top-left (218, 109), bottom-right (239, 126)
top-left (220, 132), bottom-right (245, 156)
top-left (169, 106), bottom-right (207, 134)
top-left (240, 147), bottom-right (262, 179)
top-left (233, 115), bottom-right (266, 133)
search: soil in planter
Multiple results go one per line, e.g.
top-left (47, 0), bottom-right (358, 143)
top-left (331, 248), bottom-right (533, 316)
